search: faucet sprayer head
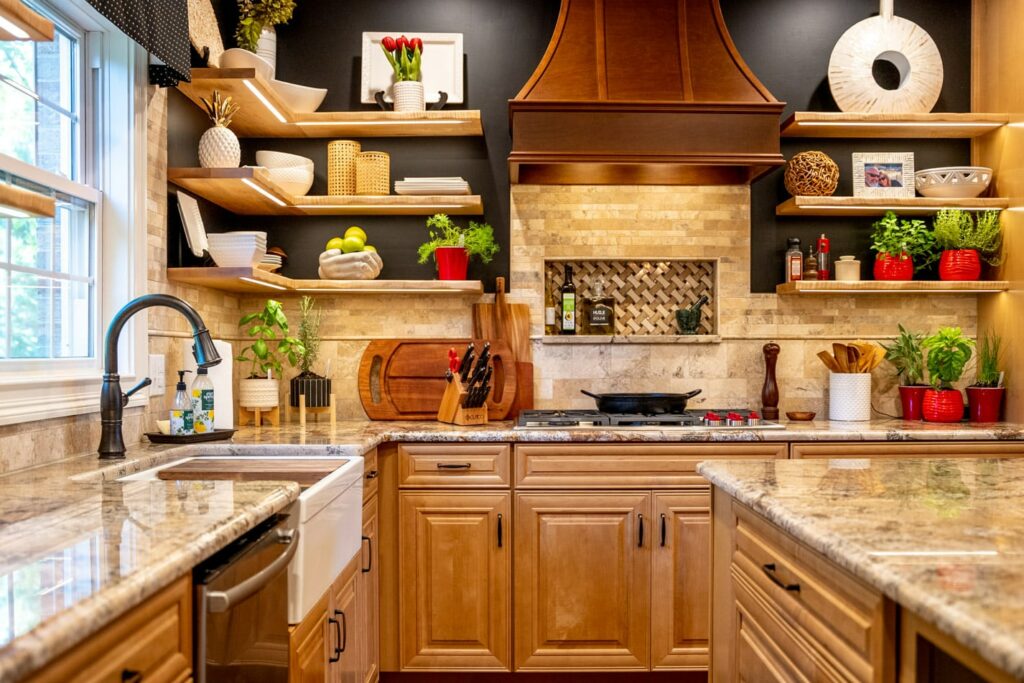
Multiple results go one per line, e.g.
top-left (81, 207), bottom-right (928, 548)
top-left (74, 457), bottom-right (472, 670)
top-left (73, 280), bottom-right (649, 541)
top-left (192, 329), bottom-right (222, 368)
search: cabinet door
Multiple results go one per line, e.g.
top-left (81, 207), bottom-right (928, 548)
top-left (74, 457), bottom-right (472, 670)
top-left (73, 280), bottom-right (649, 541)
top-left (290, 592), bottom-right (330, 683)
top-left (514, 492), bottom-right (651, 671)
top-left (399, 491), bottom-right (511, 670)
top-left (330, 563), bottom-right (360, 683)
top-left (360, 496), bottom-right (380, 683)
top-left (651, 491), bottom-right (711, 670)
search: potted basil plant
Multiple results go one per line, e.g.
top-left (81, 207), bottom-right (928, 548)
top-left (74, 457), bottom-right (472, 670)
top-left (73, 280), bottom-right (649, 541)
top-left (882, 324), bottom-right (928, 420)
top-left (921, 327), bottom-right (974, 423)
top-left (967, 332), bottom-right (1004, 422)
top-left (417, 213), bottom-right (500, 280)
top-left (869, 211), bottom-right (938, 281)
top-left (933, 209), bottom-right (1002, 281)
top-left (289, 296), bottom-right (331, 409)
top-left (236, 299), bottom-right (304, 409)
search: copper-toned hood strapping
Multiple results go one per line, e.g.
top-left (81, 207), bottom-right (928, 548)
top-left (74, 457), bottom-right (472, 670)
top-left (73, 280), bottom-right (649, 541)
top-left (509, 0), bottom-right (785, 185)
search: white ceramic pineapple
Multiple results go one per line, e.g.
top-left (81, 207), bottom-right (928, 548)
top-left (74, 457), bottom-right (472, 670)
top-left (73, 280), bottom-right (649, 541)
top-left (198, 91), bottom-right (241, 168)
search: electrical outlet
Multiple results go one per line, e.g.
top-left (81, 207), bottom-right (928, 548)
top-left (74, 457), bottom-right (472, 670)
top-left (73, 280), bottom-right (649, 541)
top-left (150, 354), bottom-right (166, 396)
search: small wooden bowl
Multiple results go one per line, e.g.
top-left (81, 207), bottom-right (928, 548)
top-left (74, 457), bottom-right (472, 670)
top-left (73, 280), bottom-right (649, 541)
top-left (786, 411), bottom-right (817, 422)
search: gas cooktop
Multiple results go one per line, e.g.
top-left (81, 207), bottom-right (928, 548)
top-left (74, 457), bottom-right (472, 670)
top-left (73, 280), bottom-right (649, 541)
top-left (516, 409), bottom-right (785, 430)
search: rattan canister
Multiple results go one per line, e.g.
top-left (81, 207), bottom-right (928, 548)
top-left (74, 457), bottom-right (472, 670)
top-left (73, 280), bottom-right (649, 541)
top-left (327, 140), bottom-right (361, 195)
top-left (355, 151), bottom-right (390, 195)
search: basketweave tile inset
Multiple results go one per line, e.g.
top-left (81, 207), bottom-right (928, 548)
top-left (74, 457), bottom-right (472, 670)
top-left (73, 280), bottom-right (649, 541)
top-left (544, 260), bottom-right (717, 336)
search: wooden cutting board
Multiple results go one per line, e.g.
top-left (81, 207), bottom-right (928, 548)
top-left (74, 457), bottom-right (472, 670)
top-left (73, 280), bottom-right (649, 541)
top-left (157, 458), bottom-right (347, 487)
top-left (358, 339), bottom-right (517, 420)
top-left (473, 277), bottom-right (534, 417)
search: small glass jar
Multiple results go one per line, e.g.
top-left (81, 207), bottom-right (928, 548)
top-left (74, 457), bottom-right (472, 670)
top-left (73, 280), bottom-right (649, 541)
top-left (835, 255), bottom-right (861, 282)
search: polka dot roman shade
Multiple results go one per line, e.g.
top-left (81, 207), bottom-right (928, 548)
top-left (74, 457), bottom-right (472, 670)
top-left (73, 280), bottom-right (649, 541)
top-left (87, 0), bottom-right (191, 83)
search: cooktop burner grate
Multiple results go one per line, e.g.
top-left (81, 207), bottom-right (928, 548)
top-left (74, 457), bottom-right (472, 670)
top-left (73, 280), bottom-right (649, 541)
top-left (516, 408), bottom-right (783, 429)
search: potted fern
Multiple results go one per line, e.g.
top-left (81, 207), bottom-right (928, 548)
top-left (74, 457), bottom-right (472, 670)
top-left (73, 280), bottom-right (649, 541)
top-left (417, 213), bottom-right (499, 280)
top-left (933, 209), bottom-right (1002, 281)
top-left (198, 90), bottom-right (240, 169)
top-left (882, 324), bottom-right (928, 420)
top-left (289, 296), bottom-right (332, 409)
top-left (235, 0), bottom-right (297, 76)
top-left (236, 299), bottom-right (304, 409)
top-left (869, 211), bottom-right (938, 280)
top-left (967, 332), bottom-right (1004, 422)
top-left (921, 327), bottom-right (974, 423)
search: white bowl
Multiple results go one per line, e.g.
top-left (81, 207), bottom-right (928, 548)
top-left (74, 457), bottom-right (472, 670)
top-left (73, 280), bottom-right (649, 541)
top-left (208, 242), bottom-right (265, 268)
top-left (265, 166), bottom-right (315, 196)
top-left (269, 78), bottom-right (327, 113)
top-left (219, 48), bottom-right (275, 82)
top-left (915, 166), bottom-right (993, 199)
top-left (256, 150), bottom-right (314, 170)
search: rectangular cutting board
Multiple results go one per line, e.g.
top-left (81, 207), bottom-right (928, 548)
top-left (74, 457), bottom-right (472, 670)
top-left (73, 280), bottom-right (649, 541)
top-left (358, 339), bottom-right (516, 420)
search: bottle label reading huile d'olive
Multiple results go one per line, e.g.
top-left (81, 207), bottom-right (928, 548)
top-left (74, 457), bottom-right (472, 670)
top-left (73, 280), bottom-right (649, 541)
top-left (590, 306), bottom-right (611, 327)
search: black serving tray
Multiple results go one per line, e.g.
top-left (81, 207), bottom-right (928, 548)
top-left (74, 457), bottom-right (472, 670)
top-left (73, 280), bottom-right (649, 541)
top-left (145, 428), bottom-right (236, 444)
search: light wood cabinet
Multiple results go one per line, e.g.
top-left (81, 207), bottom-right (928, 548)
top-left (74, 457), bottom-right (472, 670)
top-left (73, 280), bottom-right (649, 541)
top-left (398, 491), bottom-right (511, 670)
top-left (398, 443), bottom-right (511, 488)
top-left (359, 496), bottom-right (380, 683)
top-left (290, 591), bottom-right (330, 683)
top-left (330, 562), bottom-right (360, 683)
top-left (514, 492), bottom-right (651, 671)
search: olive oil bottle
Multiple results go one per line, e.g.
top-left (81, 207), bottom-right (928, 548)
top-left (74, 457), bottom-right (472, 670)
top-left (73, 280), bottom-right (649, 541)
top-left (560, 264), bottom-right (576, 335)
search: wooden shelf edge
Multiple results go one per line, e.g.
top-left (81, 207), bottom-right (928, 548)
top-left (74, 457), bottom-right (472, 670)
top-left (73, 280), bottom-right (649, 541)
top-left (0, 182), bottom-right (55, 218)
top-left (0, 0), bottom-right (54, 41)
top-left (776, 281), bottom-right (1010, 294)
top-left (166, 267), bottom-right (484, 295)
top-left (780, 111), bottom-right (1009, 138)
top-left (776, 196), bottom-right (1010, 217)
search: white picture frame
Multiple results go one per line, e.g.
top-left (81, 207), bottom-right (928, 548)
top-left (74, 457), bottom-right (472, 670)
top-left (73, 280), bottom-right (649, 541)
top-left (361, 32), bottom-right (464, 105)
top-left (852, 152), bottom-right (915, 198)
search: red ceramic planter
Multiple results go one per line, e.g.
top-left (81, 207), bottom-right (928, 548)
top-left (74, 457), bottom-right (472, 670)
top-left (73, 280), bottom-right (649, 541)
top-left (939, 249), bottom-right (982, 281)
top-left (873, 253), bottom-right (914, 281)
top-left (966, 386), bottom-right (1005, 423)
top-left (434, 246), bottom-right (469, 280)
top-left (922, 388), bottom-right (965, 423)
top-left (898, 385), bottom-right (927, 421)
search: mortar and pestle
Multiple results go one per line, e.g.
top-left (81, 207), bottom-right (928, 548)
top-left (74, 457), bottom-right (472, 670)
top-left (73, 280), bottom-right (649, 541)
top-left (675, 294), bottom-right (709, 335)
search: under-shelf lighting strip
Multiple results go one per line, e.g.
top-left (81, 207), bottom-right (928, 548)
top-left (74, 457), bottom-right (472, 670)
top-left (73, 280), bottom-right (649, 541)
top-left (295, 120), bottom-right (459, 127)
top-left (794, 288), bottom-right (1007, 294)
top-left (239, 276), bottom-right (287, 290)
top-left (796, 121), bottom-right (1004, 129)
top-left (292, 203), bottom-right (469, 210)
top-left (242, 80), bottom-right (287, 124)
top-left (241, 178), bottom-right (288, 207)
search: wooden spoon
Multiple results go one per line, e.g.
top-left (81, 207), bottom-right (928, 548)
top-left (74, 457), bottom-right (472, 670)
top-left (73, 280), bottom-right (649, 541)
top-left (832, 343), bottom-right (849, 372)
top-left (847, 345), bottom-right (861, 373)
top-left (817, 350), bottom-right (841, 373)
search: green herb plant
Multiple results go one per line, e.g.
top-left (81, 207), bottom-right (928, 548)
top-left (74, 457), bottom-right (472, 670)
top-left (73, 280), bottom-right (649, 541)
top-left (922, 326), bottom-right (975, 389)
top-left (933, 209), bottom-right (1003, 265)
top-left (882, 324), bottom-right (927, 386)
top-left (973, 331), bottom-right (1002, 388)
top-left (417, 213), bottom-right (500, 265)
top-left (869, 211), bottom-right (939, 272)
top-left (296, 295), bottom-right (322, 376)
top-left (236, 299), bottom-right (305, 379)
top-left (236, 0), bottom-right (297, 52)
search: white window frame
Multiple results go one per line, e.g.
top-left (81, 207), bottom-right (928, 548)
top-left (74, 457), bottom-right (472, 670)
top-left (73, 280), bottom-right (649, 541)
top-left (0, 0), bottom-right (148, 425)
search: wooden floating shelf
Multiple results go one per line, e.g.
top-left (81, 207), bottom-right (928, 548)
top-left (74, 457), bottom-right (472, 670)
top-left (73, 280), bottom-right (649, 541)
top-left (0, 0), bottom-right (54, 41)
top-left (168, 167), bottom-right (483, 216)
top-left (780, 112), bottom-right (1009, 138)
top-left (177, 68), bottom-right (483, 138)
top-left (540, 335), bottom-right (722, 345)
top-left (777, 280), bottom-right (1010, 295)
top-left (167, 267), bottom-right (484, 295)
top-left (0, 182), bottom-right (55, 218)
top-left (776, 196), bottom-right (1009, 217)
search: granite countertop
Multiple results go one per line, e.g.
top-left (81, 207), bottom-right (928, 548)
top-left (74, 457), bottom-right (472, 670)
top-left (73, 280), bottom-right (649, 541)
top-left (699, 457), bottom-right (1024, 678)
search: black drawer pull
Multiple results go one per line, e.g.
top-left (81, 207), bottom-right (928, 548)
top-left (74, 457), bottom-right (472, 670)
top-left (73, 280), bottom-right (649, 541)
top-left (436, 463), bottom-right (472, 470)
top-left (327, 616), bottom-right (341, 662)
top-left (660, 513), bottom-right (667, 547)
top-left (121, 670), bottom-right (142, 683)
top-left (335, 609), bottom-right (348, 654)
top-left (762, 563), bottom-right (800, 592)
top-left (638, 513), bottom-right (644, 547)
top-left (497, 513), bottom-right (503, 548)
top-left (362, 534), bottom-right (373, 573)
top-left (365, 469), bottom-right (379, 480)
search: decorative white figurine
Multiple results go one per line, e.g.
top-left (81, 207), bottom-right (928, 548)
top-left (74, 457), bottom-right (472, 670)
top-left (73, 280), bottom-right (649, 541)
top-left (318, 249), bottom-right (384, 280)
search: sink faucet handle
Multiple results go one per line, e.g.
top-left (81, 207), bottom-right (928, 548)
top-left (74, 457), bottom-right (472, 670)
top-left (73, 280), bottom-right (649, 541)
top-left (122, 377), bottom-right (153, 406)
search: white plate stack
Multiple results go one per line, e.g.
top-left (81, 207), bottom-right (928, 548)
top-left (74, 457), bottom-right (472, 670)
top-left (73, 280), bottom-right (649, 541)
top-left (257, 252), bottom-right (283, 271)
top-left (394, 177), bottom-right (470, 195)
top-left (207, 231), bottom-right (267, 268)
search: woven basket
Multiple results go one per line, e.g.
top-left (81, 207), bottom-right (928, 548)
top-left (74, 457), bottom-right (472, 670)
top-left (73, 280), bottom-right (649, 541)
top-left (356, 151), bottom-right (390, 195)
top-left (327, 140), bottom-right (361, 195)
top-left (784, 151), bottom-right (840, 196)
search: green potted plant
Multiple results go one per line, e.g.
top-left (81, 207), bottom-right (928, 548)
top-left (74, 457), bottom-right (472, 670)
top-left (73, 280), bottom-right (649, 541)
top-left (235, 0), bottom-right (297, 73)
top-left (417, 213), bottom-right (499, 281)
top-left (380, 35), bottom-right (424, 111)
top-left (933, 209), bottom-right (1002, 281)
top-left (882, 324), bottom-right (928, 420)
top-left (289, 296), bottom-right (331, 409)
top-left (967, 332), bottom-right (1004, 422)
top-left (921, 326), bottom-right (974, 423)
top-left (236, 299), bottom-right (304, 409)
top-left (870, 211), bottom-right (938, 280)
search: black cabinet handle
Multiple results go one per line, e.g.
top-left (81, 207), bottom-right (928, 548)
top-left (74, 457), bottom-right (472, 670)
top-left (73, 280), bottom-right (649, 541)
top-left (436, 463), bottom-right (472, 470)
top-left (335, 609), bottom-right (348, 654)
top-left (497, 513), bottom-right (503, 548)
top-left (362, 535), bottom-right (373, 573)
top-left (365, 469), bottom-right (379, 480)
top-left (638, 513), bottom-right (644, 547)
top-left (762, 563), bottom-right (800, 592)
top-left (660, 513), bottom-right (667, 547)
top-left (328, 616), bottom-right (341, 662)
top-left (121, 670), bottom-right (142, 683)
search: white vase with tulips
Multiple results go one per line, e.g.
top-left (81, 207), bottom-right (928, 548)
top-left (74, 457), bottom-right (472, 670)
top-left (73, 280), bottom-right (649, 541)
top-left (381, 35), bottom-right (425, 112)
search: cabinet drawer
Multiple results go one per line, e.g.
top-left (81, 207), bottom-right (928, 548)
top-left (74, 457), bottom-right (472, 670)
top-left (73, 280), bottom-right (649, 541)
top-left (515, 443), bottom-right (787, 489)
top-left (791, 441), bottom-right (1024, 459)
top-left (26, 575), bottom-right (191, 683)
top-left (398, 443), bottom-right (510, 488)
top-left (363, 447), bottom-right (379, 501)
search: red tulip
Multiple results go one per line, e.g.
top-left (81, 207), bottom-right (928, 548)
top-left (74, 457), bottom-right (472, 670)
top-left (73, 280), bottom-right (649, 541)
top-left (410, 37), bottom-right (423, 53)
top-left (381, 36), bottom-right (397, 51)
top-left (396, 35), bottom-right (410, 53)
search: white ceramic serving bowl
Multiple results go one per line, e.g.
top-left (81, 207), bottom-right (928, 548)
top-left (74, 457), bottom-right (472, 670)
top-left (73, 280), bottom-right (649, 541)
top-left (208, 243), bottom-right (266, 268)
top-left (256, 150), bottom-right (315, 170)
top-left (915, 166), bottom-right (993, 199)
top-left (219, 48), bottom-right (275, 82)
top-left (264, 166), bottom-right (315, 196)
top-left (270, 78), bottom-right (327, 113)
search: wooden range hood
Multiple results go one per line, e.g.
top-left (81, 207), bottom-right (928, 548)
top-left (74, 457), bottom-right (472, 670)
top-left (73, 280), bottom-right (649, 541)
top-left (509, 0), bottom-right (785, 185)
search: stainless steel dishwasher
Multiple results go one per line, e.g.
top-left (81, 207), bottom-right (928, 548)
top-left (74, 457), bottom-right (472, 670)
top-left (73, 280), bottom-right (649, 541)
top-left (194, 515), bottom-right (299, 683)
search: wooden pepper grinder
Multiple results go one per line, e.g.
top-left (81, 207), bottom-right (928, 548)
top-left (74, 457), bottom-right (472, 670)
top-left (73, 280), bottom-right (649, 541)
top-left (761, 342), bottom-right (780, 420)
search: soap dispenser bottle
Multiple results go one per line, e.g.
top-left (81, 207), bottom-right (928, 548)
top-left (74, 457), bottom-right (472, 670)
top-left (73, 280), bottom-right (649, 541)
top-left (171, 370), bottom-right (194, 436)
top-left (191, 367), bottom-right (215, 434)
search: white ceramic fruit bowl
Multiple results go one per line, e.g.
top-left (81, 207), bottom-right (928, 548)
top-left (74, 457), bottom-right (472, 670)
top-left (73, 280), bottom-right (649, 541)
top-left (264, 166), bottom-right (315, 196)
top-left (915, 166), bottom-right (993, 199)
top-left (256, 150), bottom-right (314, 170)
top-left (219, 48), bottom-right (275, 82)
top-left (208, 243), bottom-right (265, 268)
top-left (318, 249), bottom-right (383, 280)
top-left (270, 79), bottom-right (327, 113)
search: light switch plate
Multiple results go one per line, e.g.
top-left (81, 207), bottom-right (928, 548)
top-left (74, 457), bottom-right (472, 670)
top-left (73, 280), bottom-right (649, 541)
top-left (149, 354), bottom-right (166, 396)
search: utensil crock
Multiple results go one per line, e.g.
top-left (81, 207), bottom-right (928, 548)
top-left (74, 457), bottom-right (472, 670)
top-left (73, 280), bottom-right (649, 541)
top-left (828, 372), bottom-right (872, 422)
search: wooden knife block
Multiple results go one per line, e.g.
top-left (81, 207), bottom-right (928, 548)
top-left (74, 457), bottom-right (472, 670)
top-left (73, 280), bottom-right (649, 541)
top-left (437, 375), bottom-right (488, 426)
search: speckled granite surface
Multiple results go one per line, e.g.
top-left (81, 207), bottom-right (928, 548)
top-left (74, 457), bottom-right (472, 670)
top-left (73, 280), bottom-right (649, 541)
top-left (699, 457), bottom-right (1024, 678)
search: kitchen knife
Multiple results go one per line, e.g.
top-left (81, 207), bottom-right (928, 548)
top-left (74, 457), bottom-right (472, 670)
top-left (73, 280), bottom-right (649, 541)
top-left (460, 351), bottom-right (476, 383)
top-left (466, 360), bottom-right (488, 390)
top-left (446, 369), bottom-right (454, 383)
top-left (475, 366), bottom-right (493, 407)
top-left (472, 342), bottom-right (491, 379)
top-left (458, 343), bottom-right (474, 376)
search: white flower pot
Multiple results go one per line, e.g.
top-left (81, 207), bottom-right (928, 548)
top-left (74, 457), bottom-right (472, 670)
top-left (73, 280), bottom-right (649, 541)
top-left (829, 372), bottom-right (872, 422)
top-left (392, 80), bottom-right (425, 112)
top-left (199, 125), bottom-right (241, 168)
top-left (239, 377), bottom-right (280, 409)
top-left (256, 26), bottom-right (277, 77)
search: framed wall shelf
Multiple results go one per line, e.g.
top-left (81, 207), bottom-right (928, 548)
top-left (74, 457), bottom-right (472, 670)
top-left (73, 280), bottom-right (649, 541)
top-left (777, 280), bottom-right (1010, 295)
top-left (776, 196), bottom-right (1009, 217)
top-left (167, 267), bottom-right (484, 295)
top-left (780, 112), bottom-right (1009, 138)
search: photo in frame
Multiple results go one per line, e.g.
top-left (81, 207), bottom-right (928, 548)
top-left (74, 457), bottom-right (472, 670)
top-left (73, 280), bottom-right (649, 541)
top-left (852, 152), bottom-right (915, 198)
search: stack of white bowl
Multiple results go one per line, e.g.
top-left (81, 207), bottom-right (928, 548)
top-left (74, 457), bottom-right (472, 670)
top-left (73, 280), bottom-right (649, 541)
top-left (207, 231), bottom-right (267, 268)
top-left (256, 150), bottom-right (315, 196)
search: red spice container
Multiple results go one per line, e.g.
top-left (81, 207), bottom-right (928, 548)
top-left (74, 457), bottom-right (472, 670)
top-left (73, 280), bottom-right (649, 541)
top-left (816, 234), bottom-right (831, 280)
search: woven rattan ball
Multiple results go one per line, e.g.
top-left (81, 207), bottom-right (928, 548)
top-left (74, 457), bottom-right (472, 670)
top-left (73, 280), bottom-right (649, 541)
top-left (784, 151), bottom-right (839, 196)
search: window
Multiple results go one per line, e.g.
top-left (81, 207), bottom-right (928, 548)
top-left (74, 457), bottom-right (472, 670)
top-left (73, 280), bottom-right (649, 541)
top-left (0, 1), bottom-right (147, 424)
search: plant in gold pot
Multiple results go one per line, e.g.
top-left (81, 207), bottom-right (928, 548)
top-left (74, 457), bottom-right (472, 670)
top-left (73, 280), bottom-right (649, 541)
top-left (966, 332), bottom-right (1004, 423)
top-left (198, 90), bottom-right (241, 168)
top-left (869, 211), bottom-right (937, 281)
top-left (933, 209), bottom-right (1002, 281)
top-left (882, 324), bottom-right (928, 420)
top-left (921, 327), bottom-right (973, 423)
top-left (236, 299), bottom-right (304, 409)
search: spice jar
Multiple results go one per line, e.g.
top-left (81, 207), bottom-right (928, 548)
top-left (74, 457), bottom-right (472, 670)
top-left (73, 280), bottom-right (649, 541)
top-left (835, 255), bottom-right (861, 281)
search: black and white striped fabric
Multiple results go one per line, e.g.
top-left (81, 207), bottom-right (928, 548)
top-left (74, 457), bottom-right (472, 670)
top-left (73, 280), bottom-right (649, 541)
top-left (87, 0), bottom-right (190, 83)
